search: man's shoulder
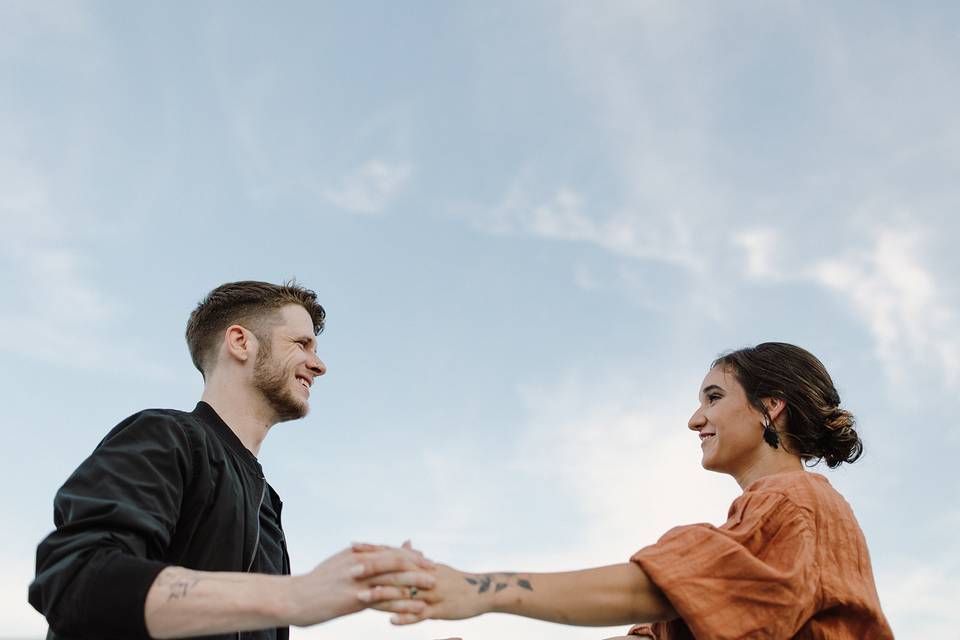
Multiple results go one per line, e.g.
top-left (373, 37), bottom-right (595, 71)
top-left (100, 406), bottom-right (210, 448)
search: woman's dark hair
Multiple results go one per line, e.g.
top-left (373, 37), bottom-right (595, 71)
top-left (712, 342), bottom-right (862, 468)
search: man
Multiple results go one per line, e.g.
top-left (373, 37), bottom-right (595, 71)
top-left (29, 280), bottom-right (432, 639)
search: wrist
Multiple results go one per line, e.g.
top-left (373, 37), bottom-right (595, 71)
top-left (270, 574), bottom-right (303, 626)
top-left (487, 572), bottom-right (531, 615)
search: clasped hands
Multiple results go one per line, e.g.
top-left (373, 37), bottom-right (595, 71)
top-left (328, 544), bottom-right (639, 639)
top-left (344, 541), bottom-right (483, 626)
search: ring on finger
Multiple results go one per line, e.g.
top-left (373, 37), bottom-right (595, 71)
top-left (409, 587), bottom-right (418, 598)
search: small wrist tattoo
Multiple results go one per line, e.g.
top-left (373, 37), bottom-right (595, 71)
top-left (465, 573), bottom-right (533, 594)
top-left (168, 577), bottom-right (200, 600)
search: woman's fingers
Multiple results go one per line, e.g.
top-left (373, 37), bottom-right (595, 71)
top-left (367, 570), bottom-right (437, 589)
top-left (358, 584), bottom-right (438, 604)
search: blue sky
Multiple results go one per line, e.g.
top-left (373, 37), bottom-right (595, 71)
top-left (2, 2), bottom-right (959, 638)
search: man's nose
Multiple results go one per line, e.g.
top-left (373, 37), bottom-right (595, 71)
top-left (309, 354), bottom-right (327, 377)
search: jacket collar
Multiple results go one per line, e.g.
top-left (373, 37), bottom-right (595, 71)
top-left (192, 401), bottom-right (263, 472)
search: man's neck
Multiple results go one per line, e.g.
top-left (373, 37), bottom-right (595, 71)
top-left (201, 381), bottom-right (275, 457)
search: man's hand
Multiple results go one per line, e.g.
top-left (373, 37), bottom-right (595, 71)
top-left (145, 544), bottom-right (436, 638)
top-left (285, 545), bottom-right (437, 626)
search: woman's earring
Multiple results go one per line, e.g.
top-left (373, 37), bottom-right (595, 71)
top-left (762, 418), bottom-right (780, 449)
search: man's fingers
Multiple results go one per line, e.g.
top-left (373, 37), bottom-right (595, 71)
top-left (353, 551), bottom-right (436, 578)
top-left (401, 539), bottom-right (431, 564)
top-left (368, 598), bottom-right (429, 614)
top-left (390, 611), bottom-right (427, 625)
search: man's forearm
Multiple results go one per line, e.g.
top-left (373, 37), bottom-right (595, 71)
top-left (483, 563), bottom-right (676, 626)
top-left (145, 566), bottom-right (294, 638)
top-left (146, 546), bottom-right (437, 638)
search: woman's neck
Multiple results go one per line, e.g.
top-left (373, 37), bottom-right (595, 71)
top-left (734, 451), bottom-right (804, 490)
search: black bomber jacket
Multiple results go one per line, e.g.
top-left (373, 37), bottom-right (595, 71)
top-left (29, 402), bottom-right (290, 640)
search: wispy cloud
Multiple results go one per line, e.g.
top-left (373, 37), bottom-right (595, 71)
top-left (513, 368), bottom-right (740, 565)
top-left (321, 160), bottom-right (413, 214)
top-left (875, 509), bottom-right (960, 637)
top-left (811, 229), bottom-right (960, 388)
top-left (733, 224), bottom-right (960, 391)
top-left (471, 183), bottom-right (702, 272)
top-left (0, 127), bottom-right (163, 374)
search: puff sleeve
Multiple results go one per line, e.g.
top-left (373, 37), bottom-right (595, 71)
top-left (629, 490), bottom-right (818, 639)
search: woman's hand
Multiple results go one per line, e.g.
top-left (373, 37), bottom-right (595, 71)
top-left (365, 563), bottom-right (496, 625)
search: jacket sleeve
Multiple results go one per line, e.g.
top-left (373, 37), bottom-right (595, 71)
top-left (29, 411), bottom-right (195, 639)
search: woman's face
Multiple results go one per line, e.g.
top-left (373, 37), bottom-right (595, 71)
top-left (688, 365), bottom-right (767, 476)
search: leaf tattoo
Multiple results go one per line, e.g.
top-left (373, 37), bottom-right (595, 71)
top-left (464, 573), bottom-right (534, 594)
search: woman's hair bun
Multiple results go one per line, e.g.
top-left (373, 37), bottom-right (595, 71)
top-left (820, 407), bottom-right (862, 468)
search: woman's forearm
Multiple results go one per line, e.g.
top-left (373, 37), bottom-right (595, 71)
top-left (476, 563), bottom-right (676, 626)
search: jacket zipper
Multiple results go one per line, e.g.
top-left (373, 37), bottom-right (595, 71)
top-left (238, 479), bottom-right (267, 639)
top-left (245, 480), bottom-right (266, 571)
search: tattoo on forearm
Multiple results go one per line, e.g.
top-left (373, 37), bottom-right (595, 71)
top-left (167, 577), bottom-right (200, 601)
top-left (465, 573), bottom-right (533, 594)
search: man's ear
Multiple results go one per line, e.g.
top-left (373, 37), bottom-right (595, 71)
top-left (224, 325), bottom-right (256, 364)
top-left (765, 397), bottom-right (786, 424)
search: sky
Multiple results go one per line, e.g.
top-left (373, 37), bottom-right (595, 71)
top-left (2, 1), bottom-right (959, 638)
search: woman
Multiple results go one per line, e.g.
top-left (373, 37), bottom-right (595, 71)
top-left (366, 343), bottom-right (893, 638)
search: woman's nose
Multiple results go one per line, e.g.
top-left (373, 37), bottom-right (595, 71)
top-left (688, 408), bottom-right (705, 431)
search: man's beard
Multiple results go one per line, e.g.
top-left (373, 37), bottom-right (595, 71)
top-left (253, 342), bottom-right (307, 422)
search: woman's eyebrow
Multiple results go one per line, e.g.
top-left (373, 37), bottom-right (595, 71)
top-left (701, 384), bottom-right (724, 397)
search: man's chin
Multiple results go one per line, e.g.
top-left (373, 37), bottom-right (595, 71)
top-left (270, 396), bottom-right (309, 423)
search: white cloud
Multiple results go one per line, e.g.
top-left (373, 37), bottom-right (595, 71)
top-left (513, 370), bottom-right (740, 565)
top-left (810, 229), bottom-right (960, 387)
top-left (875, 509), bottom-right (960, 638)
top-left (321, 160), bottom-right (413, 214)
top-left (734, 229), bottom-right (782, 281)
top-left (474, 185), bottom-right (702, 272)
top-left (733, 224), bottom-right (960, 390)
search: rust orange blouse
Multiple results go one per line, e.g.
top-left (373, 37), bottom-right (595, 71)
top-left (627, 471), bottom-right (892, 639)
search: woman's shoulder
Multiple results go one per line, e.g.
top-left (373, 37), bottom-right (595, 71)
top-left (740, 470), bottom-right (856, 524)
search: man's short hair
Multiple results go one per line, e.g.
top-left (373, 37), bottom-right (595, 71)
top-left (185, 280), bottom-right (326, 377)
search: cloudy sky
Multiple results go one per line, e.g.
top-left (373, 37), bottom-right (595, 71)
top-left (2, 2), bottom-right (958, 638)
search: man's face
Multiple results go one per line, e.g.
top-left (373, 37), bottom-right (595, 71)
top-left (252, 304), bottom-right (326, 423)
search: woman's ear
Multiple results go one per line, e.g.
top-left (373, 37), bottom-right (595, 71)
top-left (765, 397), bottom-right (786, 424)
